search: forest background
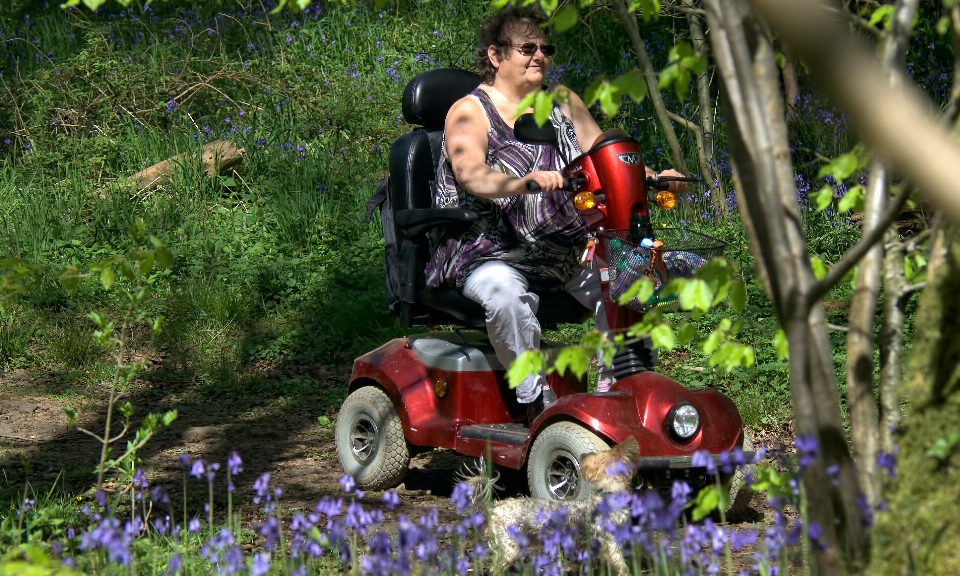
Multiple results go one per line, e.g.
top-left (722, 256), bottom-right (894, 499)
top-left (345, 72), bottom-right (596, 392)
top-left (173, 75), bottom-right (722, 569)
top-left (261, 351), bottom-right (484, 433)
top-left (0, 0), bottom-right (956, 574)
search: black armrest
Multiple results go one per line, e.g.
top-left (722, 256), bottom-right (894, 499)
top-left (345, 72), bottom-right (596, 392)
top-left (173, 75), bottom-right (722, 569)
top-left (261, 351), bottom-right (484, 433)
top-left (395, 208), bottom-right (478, 237)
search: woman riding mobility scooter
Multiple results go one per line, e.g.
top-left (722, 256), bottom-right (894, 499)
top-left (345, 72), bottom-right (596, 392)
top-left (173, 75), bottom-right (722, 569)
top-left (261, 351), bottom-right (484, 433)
top-left (337, 68), bottom-right (749, 502)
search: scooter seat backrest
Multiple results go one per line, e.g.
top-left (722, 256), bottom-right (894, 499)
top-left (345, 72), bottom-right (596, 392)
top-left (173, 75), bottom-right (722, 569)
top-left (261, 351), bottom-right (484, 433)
top-left (390, 69), bottom-right (481, 213)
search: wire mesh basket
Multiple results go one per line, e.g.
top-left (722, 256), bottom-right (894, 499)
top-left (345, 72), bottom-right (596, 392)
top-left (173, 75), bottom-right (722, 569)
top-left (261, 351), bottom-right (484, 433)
top-left (602, 228), bottom-right (727, 312)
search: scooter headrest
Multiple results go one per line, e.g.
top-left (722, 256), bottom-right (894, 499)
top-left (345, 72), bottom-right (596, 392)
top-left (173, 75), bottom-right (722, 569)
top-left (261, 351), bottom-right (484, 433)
top-left (402, 68), bottom-right (482, 129)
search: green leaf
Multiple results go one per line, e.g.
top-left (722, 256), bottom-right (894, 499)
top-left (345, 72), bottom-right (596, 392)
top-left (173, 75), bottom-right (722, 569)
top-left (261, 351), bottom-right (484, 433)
top-left (99, 266), bottom-right (115, 290)
top-left (118, 401), bottom-right (134, 419)
top-left (584, 76), bottom-right (607, 108)
top-left (679, 278), bottom-right (714, 313)
top-left (507, 350), bottom-right (545, 389)
top-left (598, 83), bottom-right (619, 117)
top-left (730, 280), bottom-right (747, 312)
top-left (162, 410), bottom-right (178, 427)
top-left (677, 323), bottom-right (698, 345)
top-left (552, 346), bottom-right (591, 378)
top-left (611, 69), bottom-right (647, 103)
top-left (774, 51), bottom-right (786, 69)
top-left (650, 324), bottom-right (676, 350)
top-left (540, 0), bottom-right (559, 15)
top-left (154, 247), bottom-right (174, 269)
top-left (548, 5), bottom-right (579, 32)
top-left (675, 70), bottom-right (691, 101)
top-left (691, 485), bottom-right (721, 521)
top-left (658, 65), bottom-right (679, 91)
top-left (64, 406), bottom-right (78, 426)
top-left (533, 90), bottom-right (554, 126)
top-left (702, 328), bottom-right (724, 355)
top-left (814, 185), bottom-right (834, 212)
top-left (59, 265), bottom-right (83, 294)
top-left (937, 15), bottom-right (950, 35)
top-left (837, 185), bottom-right (864, 213)
top-left (810, 256), bottom-right (827, 281)
top-left (817, 153), bottom-right (858, 181)
top-left (151, 316), bottom-right (163, 337)
top-left (772, 329), bottom-right (789, 360)
top-left (617, 276), bottom-right (655, 307)
top-left (515, 91), bottom-right (538, 121)
top-left (868, 4), bottom-right (895, 28)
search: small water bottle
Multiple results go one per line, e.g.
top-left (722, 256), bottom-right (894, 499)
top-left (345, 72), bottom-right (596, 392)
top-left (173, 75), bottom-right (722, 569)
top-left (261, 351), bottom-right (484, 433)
top-left (626, 238), bottom-right (654, 274)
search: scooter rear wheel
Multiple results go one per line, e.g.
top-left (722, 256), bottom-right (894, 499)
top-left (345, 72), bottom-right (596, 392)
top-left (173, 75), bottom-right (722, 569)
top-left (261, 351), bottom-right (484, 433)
top-left (527, 422), bottom-right (609, 501)
top-left (335, 386), bottom-right (409, 490)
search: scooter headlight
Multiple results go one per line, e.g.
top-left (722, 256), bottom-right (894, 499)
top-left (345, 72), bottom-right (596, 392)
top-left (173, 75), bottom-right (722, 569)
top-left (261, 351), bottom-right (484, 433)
top-left (656, 191), bottom-right (678, 210)
top-left (669, 403), bottom-right (700, 440)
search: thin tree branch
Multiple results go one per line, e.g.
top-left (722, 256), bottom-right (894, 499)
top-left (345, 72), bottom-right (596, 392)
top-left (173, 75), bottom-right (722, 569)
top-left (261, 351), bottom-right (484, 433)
top-left (810, 183), bottom-right (912, 302)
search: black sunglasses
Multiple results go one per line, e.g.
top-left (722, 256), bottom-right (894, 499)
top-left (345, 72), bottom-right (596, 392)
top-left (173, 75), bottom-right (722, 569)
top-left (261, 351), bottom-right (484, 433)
top-left (508, 43), bottom-right (556, 57)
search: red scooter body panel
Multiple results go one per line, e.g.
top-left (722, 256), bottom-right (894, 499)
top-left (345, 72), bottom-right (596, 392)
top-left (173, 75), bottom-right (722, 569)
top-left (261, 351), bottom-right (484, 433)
top-left (351, 338), bottom-right (743, 470)
top-left (567, 136), bottom-right (649, 231)
top-left (351, 337), bottom-right (588, 451)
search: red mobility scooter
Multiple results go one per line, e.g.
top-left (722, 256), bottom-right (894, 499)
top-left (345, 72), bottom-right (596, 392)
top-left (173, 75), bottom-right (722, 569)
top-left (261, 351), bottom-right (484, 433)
top-left (337, 68), bottom-right (746, 502)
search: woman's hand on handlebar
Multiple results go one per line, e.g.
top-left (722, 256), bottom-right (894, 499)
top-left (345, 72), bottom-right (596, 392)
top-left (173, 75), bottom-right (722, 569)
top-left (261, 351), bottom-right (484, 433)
top-left (519, 170), bottom-right (564, 193)
top-left (657, 169), bottom-right (688, 194)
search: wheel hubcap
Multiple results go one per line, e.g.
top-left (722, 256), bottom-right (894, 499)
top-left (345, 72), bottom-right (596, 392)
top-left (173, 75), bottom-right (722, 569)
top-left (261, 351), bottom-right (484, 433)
top-left (350, 416), bottom-right (379, 463)
top-left (545, 450), bottom-right (581, 500)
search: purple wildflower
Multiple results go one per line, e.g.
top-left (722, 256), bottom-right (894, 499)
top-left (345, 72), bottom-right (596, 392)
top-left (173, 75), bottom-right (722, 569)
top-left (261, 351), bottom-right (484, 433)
top-left (190, 459), bottom-right (206, 479)
top-left (877, 450), bottom-right (897, 477)
top-left (795, 434), bottom-right (818, 469)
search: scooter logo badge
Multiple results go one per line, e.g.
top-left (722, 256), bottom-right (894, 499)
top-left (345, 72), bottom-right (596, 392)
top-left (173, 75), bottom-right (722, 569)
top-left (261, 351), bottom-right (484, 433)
top-left (618, 152), bottom-right (641, 165)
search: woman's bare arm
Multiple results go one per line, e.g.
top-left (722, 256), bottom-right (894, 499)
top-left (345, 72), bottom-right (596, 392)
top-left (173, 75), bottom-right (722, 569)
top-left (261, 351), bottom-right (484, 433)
top-left (444, 96), bottom-right (563, 198)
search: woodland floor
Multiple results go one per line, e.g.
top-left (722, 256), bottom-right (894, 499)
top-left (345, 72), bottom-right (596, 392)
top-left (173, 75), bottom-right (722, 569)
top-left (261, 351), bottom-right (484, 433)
top-left (0, 357), bottom-right (796, 570)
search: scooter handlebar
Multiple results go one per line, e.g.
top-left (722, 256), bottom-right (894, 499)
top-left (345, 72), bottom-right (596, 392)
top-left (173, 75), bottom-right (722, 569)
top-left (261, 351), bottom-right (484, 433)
top-left (525, 176), bottom-right (581, 192)
top-left (646, 175), bottom-right (703, 190)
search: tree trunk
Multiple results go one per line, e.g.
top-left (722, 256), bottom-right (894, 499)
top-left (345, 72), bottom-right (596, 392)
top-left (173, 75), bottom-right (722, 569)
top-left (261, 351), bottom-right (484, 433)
top-left (870, 229), bottom-right (960, 575)
top-left (843, 0), bottom-right (918, 506)
top-left (98, 140), bottom-right (245, 198)
top-left (878, 226), bottom-right (906, 453)
top-left (613, 0), bottom-right (689, 176)
top-left (703, 0), bottom-right (870, 571)
top-left (845, 162), bottom-right (885, 507)
top-left (682, 0), bottom-right (726, 213)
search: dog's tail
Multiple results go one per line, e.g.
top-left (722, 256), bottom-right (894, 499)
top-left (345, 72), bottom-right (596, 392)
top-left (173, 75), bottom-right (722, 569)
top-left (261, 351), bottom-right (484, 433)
top-left (455, 458), bottom-right (502, 510)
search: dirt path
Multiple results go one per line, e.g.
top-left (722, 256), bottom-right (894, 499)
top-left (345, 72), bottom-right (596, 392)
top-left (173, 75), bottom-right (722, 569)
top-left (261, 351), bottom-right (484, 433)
top-left (1, 362), bottom-right (789, 571)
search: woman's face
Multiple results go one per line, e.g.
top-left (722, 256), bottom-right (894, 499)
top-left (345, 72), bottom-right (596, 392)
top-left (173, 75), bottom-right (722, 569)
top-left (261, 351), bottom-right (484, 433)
top-left (489, 27), bottom-right (551, 89)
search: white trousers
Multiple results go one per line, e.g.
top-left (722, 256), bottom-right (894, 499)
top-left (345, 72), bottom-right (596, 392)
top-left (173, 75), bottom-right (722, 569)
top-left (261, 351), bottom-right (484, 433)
top-left (462, 261), bottom-right (615, 404)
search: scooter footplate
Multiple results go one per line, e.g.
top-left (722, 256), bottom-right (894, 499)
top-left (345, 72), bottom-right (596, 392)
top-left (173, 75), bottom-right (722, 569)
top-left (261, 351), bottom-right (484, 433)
top-left (459, 423), bottom-right (529, 445)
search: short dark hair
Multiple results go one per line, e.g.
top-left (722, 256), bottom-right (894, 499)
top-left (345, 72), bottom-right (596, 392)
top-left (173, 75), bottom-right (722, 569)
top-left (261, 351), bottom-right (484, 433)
top-left (477, 5), bottom-right (547, 84)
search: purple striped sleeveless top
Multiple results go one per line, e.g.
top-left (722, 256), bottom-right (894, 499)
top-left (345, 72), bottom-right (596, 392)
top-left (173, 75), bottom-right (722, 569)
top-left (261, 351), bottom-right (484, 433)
top-left (424, 88), bottom-right (588, 291)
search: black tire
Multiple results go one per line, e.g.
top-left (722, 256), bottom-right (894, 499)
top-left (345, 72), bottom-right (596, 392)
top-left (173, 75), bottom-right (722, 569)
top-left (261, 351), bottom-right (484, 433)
top-left (527, 422), bottom-right (609, 501)
top-left (335, 386), bottom-right (409, 490)
top-left (727, 431), bottom-right (756, 516)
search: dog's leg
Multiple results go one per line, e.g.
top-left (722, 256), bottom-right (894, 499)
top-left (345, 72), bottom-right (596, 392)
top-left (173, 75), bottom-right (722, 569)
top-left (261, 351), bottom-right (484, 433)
top-left (489, 517), bottom-right (521, 575)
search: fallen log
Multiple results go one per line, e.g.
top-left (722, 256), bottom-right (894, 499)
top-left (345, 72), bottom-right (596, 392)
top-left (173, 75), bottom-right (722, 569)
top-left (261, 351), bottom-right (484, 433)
top-left (98, 140), bottom-right (245, 198)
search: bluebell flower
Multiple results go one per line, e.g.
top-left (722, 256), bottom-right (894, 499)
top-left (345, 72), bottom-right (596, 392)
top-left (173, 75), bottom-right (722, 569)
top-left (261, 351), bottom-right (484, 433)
top-left (188, 518), bottom-right (201, 533)
top-left (190, 459), bottom-right (206, 479)
top-left (165, 99), bottom-right (177, 114)
top-left (339, 474), bottom-right (356, 494)
top-left (227, 452), bottom-right (242, 476)
top-left (877, 449), bottom-right (897, 477)
top-left (795, 434), bottom-right (818, 469)
top-left (826, 464), bottom-right (841, 485)
top-left (382, 490), bottom-right (400, 511)
top-left (691, 449), bottom-right (717, 475)
top-left (166, 553), bottom-right (182, 575)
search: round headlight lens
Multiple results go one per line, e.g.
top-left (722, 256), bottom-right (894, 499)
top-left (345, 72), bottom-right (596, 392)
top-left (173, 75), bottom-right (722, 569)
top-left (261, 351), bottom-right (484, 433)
top-left (671, 403), bottom-right (700, 439)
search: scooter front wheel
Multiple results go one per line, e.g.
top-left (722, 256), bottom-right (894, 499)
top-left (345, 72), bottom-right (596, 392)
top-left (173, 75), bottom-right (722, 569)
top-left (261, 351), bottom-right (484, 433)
top-left (527, 422), bottom-right (609, 501)
top-left (335, 386), bottom-right (409, 490)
